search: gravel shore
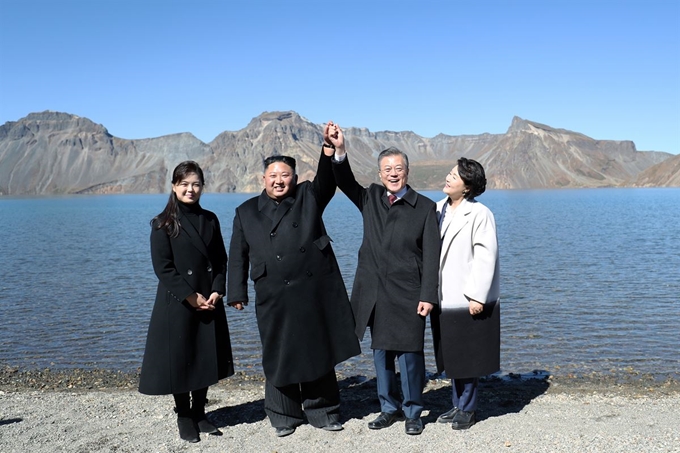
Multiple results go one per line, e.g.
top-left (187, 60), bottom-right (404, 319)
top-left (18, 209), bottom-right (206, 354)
top-left (1, 367), bottom-right (679, 453)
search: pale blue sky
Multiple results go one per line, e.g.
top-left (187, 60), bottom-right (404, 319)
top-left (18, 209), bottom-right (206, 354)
top-left (1, 0), bottom-right (678, 154)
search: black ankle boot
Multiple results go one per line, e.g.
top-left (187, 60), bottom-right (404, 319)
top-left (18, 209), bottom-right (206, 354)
top-left (175, 408), bottom-right (199, 443)
top-left (191, 387), bottom-right (221, 435)
top-left (192, 407), bottom-right (220, 435)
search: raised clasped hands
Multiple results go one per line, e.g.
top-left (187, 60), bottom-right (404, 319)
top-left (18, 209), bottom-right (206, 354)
top-left (323, 121), bottom-right (345, 155)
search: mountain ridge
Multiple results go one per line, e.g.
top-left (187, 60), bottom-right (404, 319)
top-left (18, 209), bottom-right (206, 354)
top-left (0, 110), bottom-right (676, 195)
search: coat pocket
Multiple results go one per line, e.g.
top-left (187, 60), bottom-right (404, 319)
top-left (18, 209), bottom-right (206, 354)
top-left (313, 235), bottom-right (332, 250)
top-left (250, 262), bottom-right (266, 282)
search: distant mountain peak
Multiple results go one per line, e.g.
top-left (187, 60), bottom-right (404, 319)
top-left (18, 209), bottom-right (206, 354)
top-left (508, 116), bottom-right (558, 134)
top-left (24, 110), bottom-right (82, 122)
top-left (247, 110), bottom-right (311, 127)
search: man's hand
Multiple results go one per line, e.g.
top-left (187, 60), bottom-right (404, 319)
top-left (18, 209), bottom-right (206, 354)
top-left (417, 301), bottom-right (434, 317)
top-left (228, 301), bottom-right (245, 311)
top-left (324, 121), bottom-right (346, 156)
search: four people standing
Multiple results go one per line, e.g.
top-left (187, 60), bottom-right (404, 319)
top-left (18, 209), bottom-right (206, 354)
top-left (140, 125), bottom-right (500, 442)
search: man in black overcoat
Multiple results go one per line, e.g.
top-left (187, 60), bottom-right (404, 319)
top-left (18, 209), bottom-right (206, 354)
top-left (227, 136), bottom-right (360, 437)
top-left (326, 123), bottom-right (440, 435)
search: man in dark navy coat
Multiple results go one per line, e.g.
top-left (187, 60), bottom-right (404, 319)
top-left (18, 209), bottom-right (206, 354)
top-left (326, 123), bottom-right (440, 435)
top-left (227, 136), bottom-right (360, 437)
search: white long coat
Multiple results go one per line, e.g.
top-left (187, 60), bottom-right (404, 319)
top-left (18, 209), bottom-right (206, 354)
top-left (437, 197), bottom-right (500, 309)
top-left (433, 197), bottom-right (501, 378)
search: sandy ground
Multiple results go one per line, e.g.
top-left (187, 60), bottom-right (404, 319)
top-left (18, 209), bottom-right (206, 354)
top-left (1, 369), bottom-right (679, 453)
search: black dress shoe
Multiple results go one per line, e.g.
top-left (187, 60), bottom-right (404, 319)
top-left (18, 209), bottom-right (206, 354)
top-left (451, 410), bottom-right (476, 430)
top-left (437, 407), bottom-right (460, 423)
top-left (368, 411), bottom-right (405, 429)
top-left (275, 426), bottom-right (296, 437)
top-left (405, 417), bottom-right (423, 435)
top-left (177, 416), bottom-right (200, 443)
top-left (321, 421), bottom-right (344, 431)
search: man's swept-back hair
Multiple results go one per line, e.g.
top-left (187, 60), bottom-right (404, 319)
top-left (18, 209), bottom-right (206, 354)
top-left (263, 155), bottom-right (297, 173)
top-left (377, 147), bottom-right (409, 169)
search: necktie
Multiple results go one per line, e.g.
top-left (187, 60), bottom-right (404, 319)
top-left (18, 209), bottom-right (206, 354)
top-left (388, 194), bottom-right (397, 205)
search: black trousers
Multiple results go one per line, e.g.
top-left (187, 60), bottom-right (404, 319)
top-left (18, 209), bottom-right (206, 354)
top-left (264, 369), bottom-right (340, 428)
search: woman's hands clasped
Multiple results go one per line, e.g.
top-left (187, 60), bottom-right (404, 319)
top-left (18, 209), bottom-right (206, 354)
top-left (186, 292), bottom-right (225, 311)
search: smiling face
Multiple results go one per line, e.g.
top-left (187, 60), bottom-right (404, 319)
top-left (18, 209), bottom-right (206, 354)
top-left (443, 165), bottom-right (467, 202)
top-left (172, 172), bottom-right (203, 204)
top-left (378, 155), bottom-right (409, 194)
top-left (263, 161), bottom-right (297, 201)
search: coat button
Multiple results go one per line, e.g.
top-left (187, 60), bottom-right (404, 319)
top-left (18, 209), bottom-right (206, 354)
top-left (306, 271), bottom-right (312, 277)
top-left (299, 247), bottom-right (305, 253)
top-left (207, 266), bottom-right (212, 272)
top-left (270, 232), bottom-right (277, 237)
top-left (276, 255), bottom-right (282, 261)
top-left (292, 222), bottom-right (298, 228)
top-left (187, 269), bottom-right (193, 275)
top-left (284, 279), bottom-right (290, 285)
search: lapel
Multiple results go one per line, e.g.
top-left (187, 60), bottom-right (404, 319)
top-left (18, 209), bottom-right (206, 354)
top-left (401, 186), bottom-right (418, 207)
top-left (439, 198), bottom-right (473, 265)
top-left (383, 185), bottom-right (417, 209)
top-left (178, 210), bottom-right (210, 259)
top-left (257, 189), bottom-right (295, 233)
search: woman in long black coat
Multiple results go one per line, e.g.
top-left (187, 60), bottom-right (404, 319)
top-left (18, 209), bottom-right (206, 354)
top-left (139, 161), bottom-right (234, 443)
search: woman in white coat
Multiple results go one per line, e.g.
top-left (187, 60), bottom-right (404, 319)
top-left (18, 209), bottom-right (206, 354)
top-left (432, 157), bottom-right (500, 430)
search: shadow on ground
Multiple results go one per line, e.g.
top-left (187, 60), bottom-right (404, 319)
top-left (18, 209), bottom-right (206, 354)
top-left (338, 372), bottom-right (550, 425)
top-left (0, 417), bottom-right (23, 426)
top-left (203, 371), bottom-right (551, 428)
top-left (210, 399), bottom-right (267, 427)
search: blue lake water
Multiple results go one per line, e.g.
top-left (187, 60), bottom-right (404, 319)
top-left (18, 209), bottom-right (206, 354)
top-left (0, 188), bottom-right (678, 380)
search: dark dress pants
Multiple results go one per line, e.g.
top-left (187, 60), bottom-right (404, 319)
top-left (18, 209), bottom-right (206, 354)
top-left (452, 377), bottom-right (479, 412)
top-left (373, 349), bottom-right (425, 419)
top-left (264, 369), bottom-right (340, 428)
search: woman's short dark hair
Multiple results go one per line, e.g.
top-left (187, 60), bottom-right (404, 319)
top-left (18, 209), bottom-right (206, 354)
top-left (152, 160), bottom-right (205, 237)
top-left (457, 157), bottom-right (486, 200)
top-left (263, 155), bottom-right (296, 173)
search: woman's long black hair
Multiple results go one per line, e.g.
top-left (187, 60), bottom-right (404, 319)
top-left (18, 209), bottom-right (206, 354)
top-left (151, 161), bottom-right (205, 238)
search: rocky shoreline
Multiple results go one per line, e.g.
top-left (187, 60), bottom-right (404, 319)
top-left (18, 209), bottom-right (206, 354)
top-left (2, 364), bottom-right (678, 396)
top-left (2, 366), bottom-right (679, 452)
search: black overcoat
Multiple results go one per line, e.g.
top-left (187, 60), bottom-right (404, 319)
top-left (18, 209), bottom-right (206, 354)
top-left (332, 156), bottom-right (440, 352)
top-left (227, 151), bottom-right (360, 387)
top-left (139, 205), bottom-right (234, 395)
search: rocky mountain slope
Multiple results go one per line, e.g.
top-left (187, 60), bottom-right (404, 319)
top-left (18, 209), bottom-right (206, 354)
top-left (0, 110), bottom-right (676, 195)
top-left (631, 153), bottom-right (680, 187)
